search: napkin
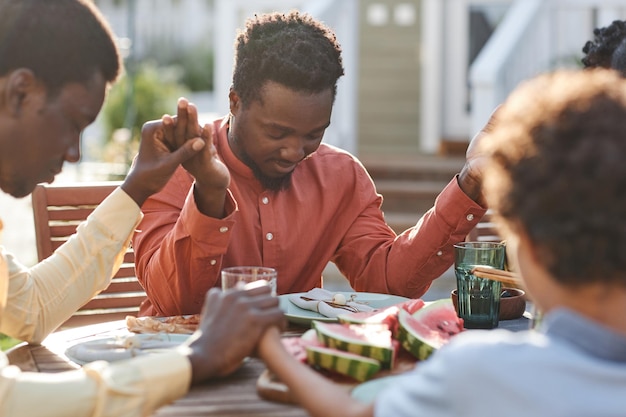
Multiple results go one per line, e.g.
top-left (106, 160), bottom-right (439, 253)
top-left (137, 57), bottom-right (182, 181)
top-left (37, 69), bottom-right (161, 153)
top-left (289, 288), bottom-right (375, 318)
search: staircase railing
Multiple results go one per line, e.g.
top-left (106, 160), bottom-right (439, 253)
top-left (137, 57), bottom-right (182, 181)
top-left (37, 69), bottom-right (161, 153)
top-left (469, 0), bottom-right (626, 135)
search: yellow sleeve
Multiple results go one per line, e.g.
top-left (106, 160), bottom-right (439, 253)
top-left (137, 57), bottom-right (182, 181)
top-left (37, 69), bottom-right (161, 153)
top-left (0, 350), bottom-right (191, 417)
top-left (0, 188), bottom-right (142, 343)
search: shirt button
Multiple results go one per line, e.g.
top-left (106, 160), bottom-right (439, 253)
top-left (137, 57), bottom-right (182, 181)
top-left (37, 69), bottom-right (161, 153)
top-left (466, 214), bottom-right (474, 221)
top-left (266, 232), bottom-right (274, 241)
top-left (437, 251), bottom-right (443, 256)
top-left (219, 226), bottom-right (229, 233)
top-left (210, 259), bottom-right (217, 265)
top-left (262, 196), bottom-right (269, 204)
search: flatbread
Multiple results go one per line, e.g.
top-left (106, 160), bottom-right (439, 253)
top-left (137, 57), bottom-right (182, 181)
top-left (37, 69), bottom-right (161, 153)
top-left (126, 314), bottom-right (200, 334)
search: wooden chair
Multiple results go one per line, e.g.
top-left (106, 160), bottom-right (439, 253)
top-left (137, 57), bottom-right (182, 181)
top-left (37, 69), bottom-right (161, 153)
top-left (31, 182), bottom-right (146, 327)
top-left (466, 209), bottom-right (501, 242)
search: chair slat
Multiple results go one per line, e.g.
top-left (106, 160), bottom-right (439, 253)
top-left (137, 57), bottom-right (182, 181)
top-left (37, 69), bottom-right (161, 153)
top-left (47, 207), bottom-right (96, 221)
top-left (122, 251), bottom-right (135, 264)
top-left (31, 182), bottom-right (147, 329)
top-left (81, 293), bottom-right (147, 310)
top-left (102, 278), bottom-right (144, 293)
top-left (113, 265), bottom-right (137, 280)
top-left (49, 224), bottom-right (82, 238)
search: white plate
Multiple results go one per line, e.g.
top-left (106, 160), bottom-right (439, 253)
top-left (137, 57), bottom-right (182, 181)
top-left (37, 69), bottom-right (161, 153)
top-left (279, 291), bottom-right (409, 326)
top-left (351, 374), bottom-right (407, 403)
top-left (65, 332), bottom-right (190, 365)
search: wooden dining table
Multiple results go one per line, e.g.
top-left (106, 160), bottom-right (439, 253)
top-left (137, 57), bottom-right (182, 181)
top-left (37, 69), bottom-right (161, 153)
top-left (5, 319), bottom-right (313, 416)
top-left (6, 311), bottom-right (531, 416)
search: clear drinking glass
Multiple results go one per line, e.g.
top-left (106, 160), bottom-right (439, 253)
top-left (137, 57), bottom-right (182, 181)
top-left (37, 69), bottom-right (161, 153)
top-left (454, 242), bottom-right (506, 329)
top-left (221, 266), bottom-right (277, 295)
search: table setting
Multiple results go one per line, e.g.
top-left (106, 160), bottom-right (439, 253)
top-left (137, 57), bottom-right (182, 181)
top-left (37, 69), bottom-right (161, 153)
top-left (6, 259), bottom-right (534, 415)
top-left (262, 247), bottom-right (534, 406)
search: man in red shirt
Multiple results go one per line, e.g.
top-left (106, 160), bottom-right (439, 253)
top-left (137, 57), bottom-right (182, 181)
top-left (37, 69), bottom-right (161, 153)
top-left (132, 11), bottom-right (489, 316)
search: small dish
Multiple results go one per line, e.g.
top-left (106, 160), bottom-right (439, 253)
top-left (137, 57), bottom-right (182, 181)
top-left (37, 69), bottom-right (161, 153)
top-left (450, 287), bottom-right (526, 321)
top-left (65, 332), bottom-right (190, 365)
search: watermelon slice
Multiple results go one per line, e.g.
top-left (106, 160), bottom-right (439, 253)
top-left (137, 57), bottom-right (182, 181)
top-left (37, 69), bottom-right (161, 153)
top-left (281, 329), bottom-right (323, 363)
top-left (337, 299), bottom-right (426, 337)
top-left (305, 345), bottom-right (381, 382)
top-left (397, 299), bottom-right (463, 361)
top-left (312, 321), bottom-right (395, 369)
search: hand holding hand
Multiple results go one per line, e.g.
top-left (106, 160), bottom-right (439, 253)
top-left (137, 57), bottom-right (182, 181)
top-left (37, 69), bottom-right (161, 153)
top-left (120, 100), bottom-right (207, 207)
top-left (161, 98), bottom-right (231, 218)
top-left (162, 98), bottom-right (230, 190)
top-left (458, 106), bottom-right (500, 207)
top-left (181, 284), bottom-right (285, 384)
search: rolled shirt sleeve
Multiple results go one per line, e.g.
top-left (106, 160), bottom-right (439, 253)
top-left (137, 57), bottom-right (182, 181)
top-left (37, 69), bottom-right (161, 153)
top-left (0, 350), bottom-right (191, 417)
top-left (0, 188), bottom-right (142, 343)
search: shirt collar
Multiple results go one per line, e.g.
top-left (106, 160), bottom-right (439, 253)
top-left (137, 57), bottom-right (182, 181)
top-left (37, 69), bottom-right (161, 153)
top-left (542, 307), bottom-right (626, 362)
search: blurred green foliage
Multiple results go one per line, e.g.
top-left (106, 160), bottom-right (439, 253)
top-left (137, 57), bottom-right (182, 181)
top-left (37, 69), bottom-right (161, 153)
top-left (0, 333), bottom-right (20, 351)
top-left (143, 39), bottom-right (214, 92)
top-left (176, 45), bottom-right (214, 92)
top-left (100, 62), bottom-right (188, 166)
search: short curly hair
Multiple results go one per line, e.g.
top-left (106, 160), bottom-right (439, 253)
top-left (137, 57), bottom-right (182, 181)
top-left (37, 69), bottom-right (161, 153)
top-left (232, 10), bottom-right (344, 107)
top-left (582, 20), bottom-right (626, 76)
top-left (0, 0), bottom-right (121, 96)
top-left (481, 69), bottom-right (626, 288)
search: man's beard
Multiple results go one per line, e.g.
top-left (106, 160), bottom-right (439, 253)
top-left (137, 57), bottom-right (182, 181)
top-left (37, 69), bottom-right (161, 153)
top-left (238, 149), bottom-right (293, 191)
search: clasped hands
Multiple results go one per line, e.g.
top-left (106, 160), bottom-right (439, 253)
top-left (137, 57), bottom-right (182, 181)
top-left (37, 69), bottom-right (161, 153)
top-left (146, 97), bottom-right (231, 218)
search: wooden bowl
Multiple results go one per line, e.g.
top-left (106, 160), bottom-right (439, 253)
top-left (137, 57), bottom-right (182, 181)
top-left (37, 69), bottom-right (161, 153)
top-left (450, 288), bottom-right (526, 321)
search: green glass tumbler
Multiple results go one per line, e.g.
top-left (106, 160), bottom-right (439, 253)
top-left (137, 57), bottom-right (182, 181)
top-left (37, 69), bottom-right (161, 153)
top-left (454, 242), bottom-right (506, 329)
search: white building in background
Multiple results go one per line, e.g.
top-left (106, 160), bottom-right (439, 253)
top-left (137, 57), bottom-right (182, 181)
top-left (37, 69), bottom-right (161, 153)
top-left (94, 0), bottom-right (215, 60)
top-left (93, 0), bottom-right (626, 156)
top-left (468, 0), bottom-right (626, 137)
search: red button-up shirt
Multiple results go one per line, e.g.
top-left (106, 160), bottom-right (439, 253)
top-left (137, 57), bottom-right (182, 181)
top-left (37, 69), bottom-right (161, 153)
top-left (133, 116), bottom-right (485, 316)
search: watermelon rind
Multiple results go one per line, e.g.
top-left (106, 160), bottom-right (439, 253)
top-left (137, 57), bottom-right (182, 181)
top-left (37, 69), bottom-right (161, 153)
top-left (397, 299), bottom-right (461, 361)
top-left (312, 321), bottom-right (394, 369)
top-left (305, 345), bottom-right (381, 382)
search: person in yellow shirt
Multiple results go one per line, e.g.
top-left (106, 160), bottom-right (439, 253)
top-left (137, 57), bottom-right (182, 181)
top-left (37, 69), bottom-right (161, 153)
top-left (0, 1), bottom-right (284, 416)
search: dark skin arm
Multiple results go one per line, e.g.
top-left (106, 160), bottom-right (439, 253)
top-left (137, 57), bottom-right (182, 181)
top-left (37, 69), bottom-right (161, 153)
top-left (161, 98), bottom-right (231, 218)
top-left (457, 107), bottom-right (500, 207)
top-left (180, 285), bottom-right (285, 384)
top-left (120, 113), bottom-right (206, 207)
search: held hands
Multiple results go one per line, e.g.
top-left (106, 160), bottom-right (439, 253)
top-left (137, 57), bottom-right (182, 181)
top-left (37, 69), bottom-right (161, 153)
top-left (181, 285), bottom-right (285, 384)
top-left (162, 98), bottom-right (231, 218)
top-left (457, 106), bottom-right (500, 207)
top-left (121, 99), bottom-right (208, 207)
top-left (162, 98), bottom-right (230, 191)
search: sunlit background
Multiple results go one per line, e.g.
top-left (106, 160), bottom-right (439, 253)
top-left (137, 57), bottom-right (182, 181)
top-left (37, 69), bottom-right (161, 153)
top-left (1, 0), bottom-right (624, 278)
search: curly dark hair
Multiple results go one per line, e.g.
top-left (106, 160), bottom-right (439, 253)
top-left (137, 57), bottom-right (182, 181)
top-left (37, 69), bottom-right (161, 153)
top-left (582, 20), bottom-right (626, 76)
top-left (0, 0), bottom-right (121, 96)
top-left (481, 69), bottom-right (626, 288)
top-left (232, 10), bottom-right (344, 107)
